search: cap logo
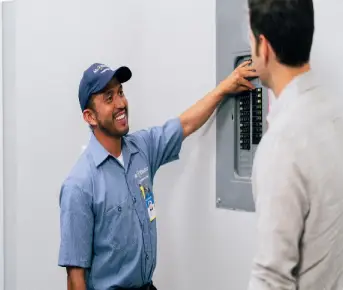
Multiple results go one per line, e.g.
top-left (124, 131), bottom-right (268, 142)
top-left (93, 64), bottom-right (113, 74)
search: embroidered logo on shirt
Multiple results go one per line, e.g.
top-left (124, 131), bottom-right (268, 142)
top-left (134, 166), bottom-right (149, 180)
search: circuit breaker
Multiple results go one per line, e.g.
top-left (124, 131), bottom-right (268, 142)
top-left (215, 0), bottom-right (268, 212)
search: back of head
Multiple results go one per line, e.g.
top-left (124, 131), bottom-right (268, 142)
top-left (248, 0), bottom-right (315, 67)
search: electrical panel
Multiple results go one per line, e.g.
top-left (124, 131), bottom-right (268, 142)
top-left (234, 55), bottom-right (266, 179)
top-left (215, 0), bottom-right (268, 212)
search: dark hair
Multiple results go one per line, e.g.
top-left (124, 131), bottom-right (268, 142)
top-left (248, 0), bottom-right (314, 67)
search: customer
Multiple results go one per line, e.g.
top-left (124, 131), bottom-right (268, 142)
top-left (247, 0), bottom-right (343, 289)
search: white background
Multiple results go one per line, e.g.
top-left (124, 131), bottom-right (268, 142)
top-left (2, 0), bottom-right (343, 289)
top-left (0, 2), bottom-right (5, 290)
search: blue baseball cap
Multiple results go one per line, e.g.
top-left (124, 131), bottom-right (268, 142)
top-left (78, 63), bottom-right (132, 111)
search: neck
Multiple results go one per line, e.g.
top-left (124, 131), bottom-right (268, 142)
top-left (269, 63), bottom-right (311, 98)
top-left (93, 129), bottom-right (122, 157)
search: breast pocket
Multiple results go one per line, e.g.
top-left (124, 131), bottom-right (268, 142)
top-left (104, 197), bottom-right (138, 250)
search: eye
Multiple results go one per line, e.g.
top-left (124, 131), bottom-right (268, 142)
top-left (119, 90), bottom-right (124, 97)
top-left (105, 91), bottom-right (113, 102)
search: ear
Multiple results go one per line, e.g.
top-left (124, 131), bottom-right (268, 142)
top-left (259, 35), bottom-right (270, 66)
top-left (83, 109), bottom-right (97, 127)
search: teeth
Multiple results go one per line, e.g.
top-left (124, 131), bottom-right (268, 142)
top-left (116, 114), bottom-right (125, 121)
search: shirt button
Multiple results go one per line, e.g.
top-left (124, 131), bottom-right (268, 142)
top-left (146, 254), bottom-right (149, 260)
top-left (117, 206), bottom-right (122, 212)
top-left (133, 197), bottom-right (136, 204)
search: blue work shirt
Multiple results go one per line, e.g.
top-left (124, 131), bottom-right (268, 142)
top-left (58, 118), bottom-right (183, 290)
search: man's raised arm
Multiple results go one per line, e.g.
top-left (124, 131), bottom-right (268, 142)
top-left (179, 60), bottom-right (257, 138)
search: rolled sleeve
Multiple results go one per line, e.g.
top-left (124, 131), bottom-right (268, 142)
top-left (134, 118), bottom-right (184, 175)
top-left (58, 183), bottom-right (94, 268)
top-left (249, 141), bottom-right (310, 289)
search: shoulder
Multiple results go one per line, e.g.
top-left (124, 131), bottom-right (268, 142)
top-left (60, 150), bottom-right (95, 197)
top-left (128, 118), bottom-right (182, 138)
top-left (254, 102), bottom-right (319, 180)
top-left (125, 117), bottom-right (183, 146)
top-left (260, 86), bottom-right (343, 163)
top-left (253, 122), bottom-right (300, 179)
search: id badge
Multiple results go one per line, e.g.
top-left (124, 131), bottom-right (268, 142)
top-left (139, 184), bottom-right (156, 222)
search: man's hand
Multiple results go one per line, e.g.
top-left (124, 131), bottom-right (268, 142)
top-left (179, 59), bottom-right (258, 138)
top-left (215, 59), bottom-right (257, 95)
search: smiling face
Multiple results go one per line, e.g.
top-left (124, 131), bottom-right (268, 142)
top-left (83, 77), bottom-right (129, 138)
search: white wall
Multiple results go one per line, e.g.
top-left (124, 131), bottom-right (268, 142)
top-left (3, 2), bottom-right (16, 290)
top-left (0, 3), bottom-right (6, 290)
top-left (3, 0), bottom-right (343, 290)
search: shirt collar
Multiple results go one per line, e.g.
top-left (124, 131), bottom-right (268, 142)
top-left (88, 133), bottom-right (138, 168)
top-left (267, 70), bottom-right (320, 124)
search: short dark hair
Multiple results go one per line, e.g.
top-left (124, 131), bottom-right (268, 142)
top-left (248, 0), bottom-right (314, 67)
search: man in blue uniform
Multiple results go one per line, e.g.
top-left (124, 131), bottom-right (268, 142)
top-left (58, 61), bottom-right (257, 290)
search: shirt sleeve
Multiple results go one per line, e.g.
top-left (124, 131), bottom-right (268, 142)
top-left (133, 117), bottom-right (184, 176)
top-left (248, 140), bottom-right (310, 290)
top-left (58, 182), bottom-right (94, 268)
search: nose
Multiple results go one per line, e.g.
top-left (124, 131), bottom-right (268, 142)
top-left (115, 96), bottom-right (126, 109)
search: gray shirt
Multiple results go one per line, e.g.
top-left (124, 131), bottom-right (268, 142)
top-left (248, 70), bottom-right (343, 290)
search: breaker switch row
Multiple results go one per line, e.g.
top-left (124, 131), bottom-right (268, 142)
top-left (252, 88), bottom-right (263, 145)
top-left (239, 93), bottom-right (251, 150)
